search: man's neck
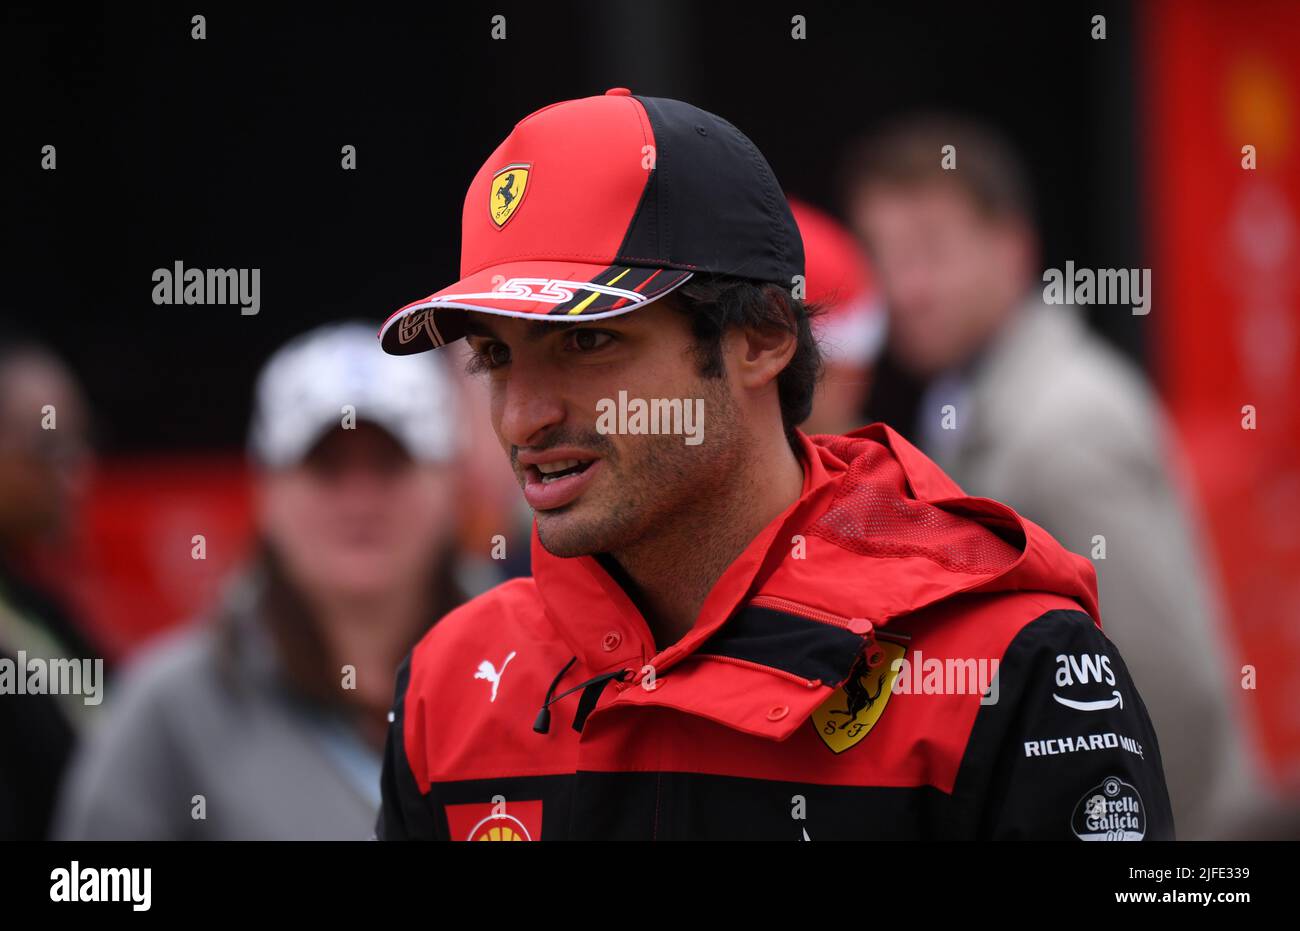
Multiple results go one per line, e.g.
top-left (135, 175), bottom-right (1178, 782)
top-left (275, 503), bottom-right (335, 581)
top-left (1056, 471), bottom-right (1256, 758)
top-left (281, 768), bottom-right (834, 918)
top-left (609, 433), bottom-right (806, 651)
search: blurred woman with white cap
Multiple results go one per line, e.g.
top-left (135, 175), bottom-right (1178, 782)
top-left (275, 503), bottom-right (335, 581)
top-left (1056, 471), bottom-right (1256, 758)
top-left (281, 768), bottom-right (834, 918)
top-left (55, 322), bottom-right (470, 839)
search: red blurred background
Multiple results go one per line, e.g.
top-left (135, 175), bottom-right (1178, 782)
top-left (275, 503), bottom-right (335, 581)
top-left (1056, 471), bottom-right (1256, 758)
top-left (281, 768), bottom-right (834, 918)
top-left (1145, 0), bottom-right (1300, 792)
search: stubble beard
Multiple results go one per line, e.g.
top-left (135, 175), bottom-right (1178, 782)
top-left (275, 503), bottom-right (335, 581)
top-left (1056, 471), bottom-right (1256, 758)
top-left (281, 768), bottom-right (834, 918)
top-left (534, 375), bottom-right (747, 560)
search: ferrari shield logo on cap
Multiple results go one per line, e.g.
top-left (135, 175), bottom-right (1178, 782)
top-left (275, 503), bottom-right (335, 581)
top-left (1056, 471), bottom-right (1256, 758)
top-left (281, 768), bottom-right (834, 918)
top-left (490, 163), bottom-right (531, 228)
top-left (811, 641), bottom-right (906, 753)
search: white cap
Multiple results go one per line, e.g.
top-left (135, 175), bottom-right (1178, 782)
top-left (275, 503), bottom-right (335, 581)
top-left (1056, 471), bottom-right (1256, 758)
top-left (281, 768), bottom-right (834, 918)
top-left (814, 296), bottom-right (888, 365)
top-left (249, 321), bottom-right (460, 468)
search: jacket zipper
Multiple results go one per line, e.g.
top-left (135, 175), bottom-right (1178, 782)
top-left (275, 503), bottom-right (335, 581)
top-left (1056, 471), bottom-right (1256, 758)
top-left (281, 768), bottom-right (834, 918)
top-left (695, 653), bottom-right (823, 688)
top-left (748, 594), bottom-right (911, 670)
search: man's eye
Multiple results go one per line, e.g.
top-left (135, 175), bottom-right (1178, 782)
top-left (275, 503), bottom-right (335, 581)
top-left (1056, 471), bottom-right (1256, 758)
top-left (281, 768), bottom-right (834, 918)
top-left (566, 330), bottom-right (613, 352)
top-left (467, 341), bottom-right (510, 373)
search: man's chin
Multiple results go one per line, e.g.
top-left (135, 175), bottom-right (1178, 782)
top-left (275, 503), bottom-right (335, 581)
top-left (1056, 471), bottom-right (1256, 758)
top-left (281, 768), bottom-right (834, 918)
top-left (534, 509), bottom-right (600, 558)
top-left (534, 503), bottom-right (631, 558)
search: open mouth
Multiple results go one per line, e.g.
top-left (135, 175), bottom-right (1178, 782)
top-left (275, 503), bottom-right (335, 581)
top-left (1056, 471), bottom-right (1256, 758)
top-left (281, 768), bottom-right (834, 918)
top-left (521, 455), bottom-right (603, 511)
top-left (531, 458), bottom-right (595, 484)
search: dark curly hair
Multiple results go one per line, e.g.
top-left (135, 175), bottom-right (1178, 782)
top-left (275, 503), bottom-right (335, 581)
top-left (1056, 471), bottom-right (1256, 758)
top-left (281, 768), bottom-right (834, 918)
top-left (668, 273), bottom-right (824, 449)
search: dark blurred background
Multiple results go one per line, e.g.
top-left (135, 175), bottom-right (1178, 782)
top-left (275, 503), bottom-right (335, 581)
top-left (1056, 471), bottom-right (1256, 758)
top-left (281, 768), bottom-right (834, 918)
top-left (6, 0), bottom-right (1143, 451)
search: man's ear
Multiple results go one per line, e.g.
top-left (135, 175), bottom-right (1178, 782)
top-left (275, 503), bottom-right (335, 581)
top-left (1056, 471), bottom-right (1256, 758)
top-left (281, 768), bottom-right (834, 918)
top-left (729, 304), bottom-right (798, 391)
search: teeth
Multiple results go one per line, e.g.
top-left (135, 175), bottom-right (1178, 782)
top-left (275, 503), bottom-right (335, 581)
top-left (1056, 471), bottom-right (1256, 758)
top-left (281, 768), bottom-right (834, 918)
top-left (536, 459), bottom-right (583, 475)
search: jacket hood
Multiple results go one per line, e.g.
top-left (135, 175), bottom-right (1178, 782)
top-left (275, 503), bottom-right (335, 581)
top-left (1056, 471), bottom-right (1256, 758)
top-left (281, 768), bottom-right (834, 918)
top-left (530, 423), bottom-right (1099, 688)
top-left (768, 424), bottom-right (1100, 628)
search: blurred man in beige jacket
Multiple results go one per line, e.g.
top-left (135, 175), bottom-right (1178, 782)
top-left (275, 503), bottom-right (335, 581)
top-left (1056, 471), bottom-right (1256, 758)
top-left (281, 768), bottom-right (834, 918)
top-left (842, 116), bottom-right (1257, 838)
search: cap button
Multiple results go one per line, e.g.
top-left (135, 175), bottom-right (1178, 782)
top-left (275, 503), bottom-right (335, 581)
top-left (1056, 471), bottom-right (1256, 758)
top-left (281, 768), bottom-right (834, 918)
top-left (605, 87), bottom-right (632, 96)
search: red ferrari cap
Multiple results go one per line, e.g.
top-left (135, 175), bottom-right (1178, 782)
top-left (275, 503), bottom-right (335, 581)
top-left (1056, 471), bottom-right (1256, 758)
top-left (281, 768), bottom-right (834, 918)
top-left (380, 88), bottom-right (804, 354)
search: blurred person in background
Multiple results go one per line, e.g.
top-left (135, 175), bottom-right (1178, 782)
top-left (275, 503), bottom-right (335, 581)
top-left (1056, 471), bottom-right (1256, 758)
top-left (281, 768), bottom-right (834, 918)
top-left (0, 336), bottom-right (105, 839)
top-left (788, 198), bottom-right (887, 436)
top-left (841, 115), bottom-right (1255, 838)
top-left (55, 322), bottom-right (469, 839)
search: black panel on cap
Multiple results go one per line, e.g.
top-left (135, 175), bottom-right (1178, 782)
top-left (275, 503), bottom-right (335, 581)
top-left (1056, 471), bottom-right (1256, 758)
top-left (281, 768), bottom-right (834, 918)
top-left (617, 96), bottom-right (804, 286)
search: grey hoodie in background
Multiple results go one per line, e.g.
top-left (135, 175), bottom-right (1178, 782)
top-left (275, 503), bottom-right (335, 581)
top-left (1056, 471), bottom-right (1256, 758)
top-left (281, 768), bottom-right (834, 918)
top-left (54, 575), bottom-right (383, 841)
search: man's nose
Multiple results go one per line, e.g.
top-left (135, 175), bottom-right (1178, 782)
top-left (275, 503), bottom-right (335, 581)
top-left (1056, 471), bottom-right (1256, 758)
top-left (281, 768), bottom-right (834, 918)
top-left (496, 366), bottom-right (566, 448)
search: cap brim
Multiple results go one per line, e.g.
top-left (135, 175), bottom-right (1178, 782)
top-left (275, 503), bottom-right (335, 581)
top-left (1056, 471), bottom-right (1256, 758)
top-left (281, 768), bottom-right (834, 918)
top-left (380, 261), bottom-right (693, 355)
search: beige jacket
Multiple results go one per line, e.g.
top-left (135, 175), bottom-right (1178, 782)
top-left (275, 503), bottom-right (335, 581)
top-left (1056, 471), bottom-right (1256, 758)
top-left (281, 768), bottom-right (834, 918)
top-left (915, 299), bottom-right (1256, 838)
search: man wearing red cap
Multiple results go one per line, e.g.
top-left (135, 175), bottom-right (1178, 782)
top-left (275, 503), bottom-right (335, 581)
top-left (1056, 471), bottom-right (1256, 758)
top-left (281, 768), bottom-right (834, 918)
top-left (376, 90), bottom-right (1173, 840)
top-left (789, 198), bottom-right (887, 436)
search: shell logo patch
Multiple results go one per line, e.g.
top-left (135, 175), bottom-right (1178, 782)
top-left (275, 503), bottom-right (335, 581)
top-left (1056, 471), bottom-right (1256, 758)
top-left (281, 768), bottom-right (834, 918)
top-left (445, 799), bottom-right (543, 841)
top-left (811, 641), bottom-right (906, 753)
top-left (490, 163), bottom-right (531, 228)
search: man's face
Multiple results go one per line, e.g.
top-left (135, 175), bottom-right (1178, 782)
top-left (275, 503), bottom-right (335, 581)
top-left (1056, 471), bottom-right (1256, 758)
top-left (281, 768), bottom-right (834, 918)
top-left (0, 354), bottom-right (90, 545)
top-left (464, 299), bottom-right (746, 558)
top-left (851, 182), bottom-right (1030, 377)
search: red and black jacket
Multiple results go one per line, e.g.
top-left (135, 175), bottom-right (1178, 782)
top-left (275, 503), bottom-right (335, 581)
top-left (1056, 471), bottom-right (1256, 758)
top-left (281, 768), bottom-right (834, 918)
top-left (378, 425), bottom-right (1174, 840)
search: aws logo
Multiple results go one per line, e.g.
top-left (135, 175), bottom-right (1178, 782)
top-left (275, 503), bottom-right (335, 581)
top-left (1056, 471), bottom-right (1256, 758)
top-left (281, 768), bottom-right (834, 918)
top-left (490, 162), bottom-right (531, 228)
top-left (445, 798), bottom-right (543, 841)
top-left (1054, 652), bottom-right (1123, 712)
top-left (811, 641), bottom-right (906, 753)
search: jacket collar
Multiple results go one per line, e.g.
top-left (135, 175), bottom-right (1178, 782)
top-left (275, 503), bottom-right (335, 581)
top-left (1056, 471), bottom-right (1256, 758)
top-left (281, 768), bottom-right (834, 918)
top-left (530, 430), bottom-right (843, 678)
top-left (529, 423), bottom-right (1098, 740)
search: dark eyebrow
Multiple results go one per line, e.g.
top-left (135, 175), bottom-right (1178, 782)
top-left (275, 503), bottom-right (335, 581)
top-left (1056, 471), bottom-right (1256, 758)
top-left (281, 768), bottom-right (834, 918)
top-left (461, 314), bottom-right (583, 343)
top-left (460, 315), bottom-right (500, 340)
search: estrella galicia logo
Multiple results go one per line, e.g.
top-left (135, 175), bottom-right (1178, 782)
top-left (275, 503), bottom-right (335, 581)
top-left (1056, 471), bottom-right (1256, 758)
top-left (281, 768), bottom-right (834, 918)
top-left (1070, 776), bottom-right (1146, 840)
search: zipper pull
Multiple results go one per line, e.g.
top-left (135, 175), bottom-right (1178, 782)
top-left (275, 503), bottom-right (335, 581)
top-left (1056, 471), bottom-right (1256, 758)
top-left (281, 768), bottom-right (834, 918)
top-left (851, 618), bottom-right (885, 669)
